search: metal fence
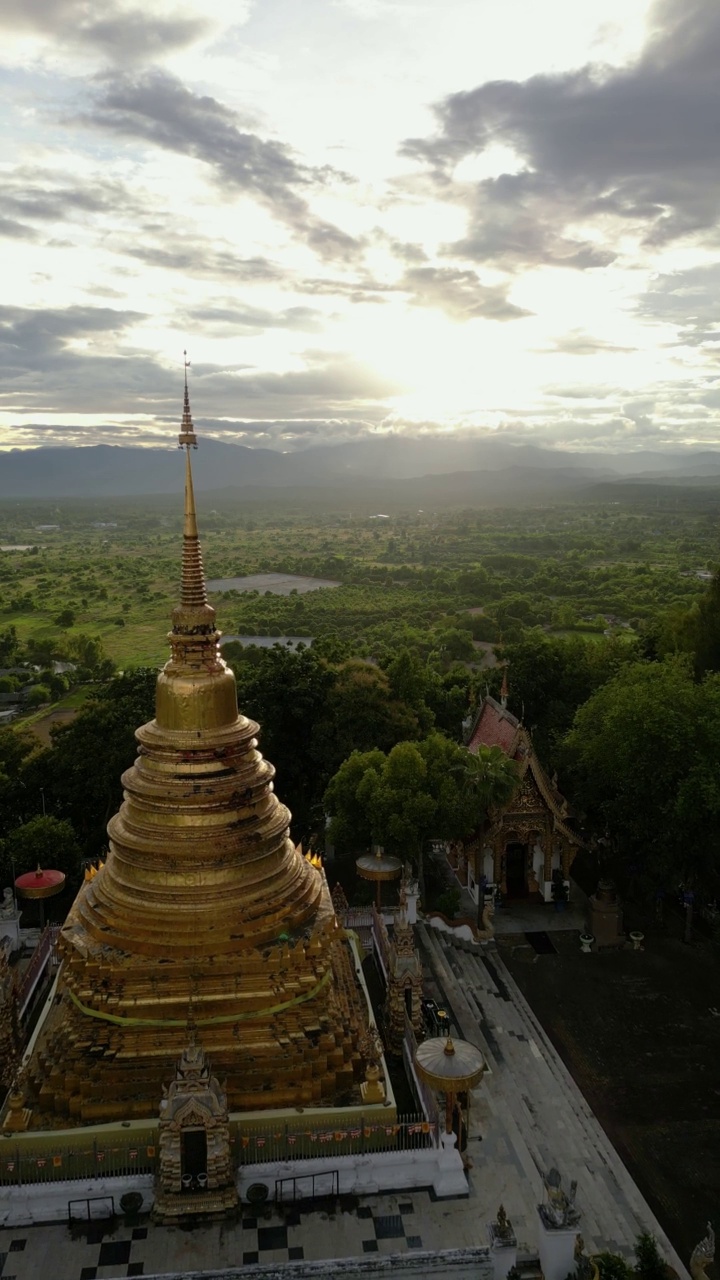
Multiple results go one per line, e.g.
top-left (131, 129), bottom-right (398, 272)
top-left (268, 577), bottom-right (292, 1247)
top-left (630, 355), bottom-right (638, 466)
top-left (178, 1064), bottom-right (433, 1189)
top-left (0, 1114), bottom-right (439, 1187)
top-left (235, 1113), bottom-right (437, 1166)
top-left (0, 1137), bottom-right (158, 1188)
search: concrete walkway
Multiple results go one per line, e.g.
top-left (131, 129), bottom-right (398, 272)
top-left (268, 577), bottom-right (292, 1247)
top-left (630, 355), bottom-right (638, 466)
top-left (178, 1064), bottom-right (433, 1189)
top-left (416, 924), bottom-right (688, 1277)
top-left (455, 880), bottom-right (588, 934)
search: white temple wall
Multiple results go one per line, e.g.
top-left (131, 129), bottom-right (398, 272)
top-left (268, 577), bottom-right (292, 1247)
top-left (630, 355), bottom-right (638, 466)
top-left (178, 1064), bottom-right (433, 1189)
top-left (543, 847), bottom-right (566, 902)
top-left (0, 1146), bottom-right (468, 1227)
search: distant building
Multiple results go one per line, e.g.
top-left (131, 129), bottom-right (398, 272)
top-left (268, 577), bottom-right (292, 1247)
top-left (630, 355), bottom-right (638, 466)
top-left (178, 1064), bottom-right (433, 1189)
top-left (460, 694), bottom-right (582, 903)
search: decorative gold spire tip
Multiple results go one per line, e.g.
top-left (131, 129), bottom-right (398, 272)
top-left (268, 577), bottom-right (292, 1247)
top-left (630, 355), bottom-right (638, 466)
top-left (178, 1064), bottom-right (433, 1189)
top-left (178, 350), bottom-right (198, 450)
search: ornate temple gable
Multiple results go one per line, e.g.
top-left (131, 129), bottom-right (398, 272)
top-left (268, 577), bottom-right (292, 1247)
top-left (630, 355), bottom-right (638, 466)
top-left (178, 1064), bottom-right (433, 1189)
top-left (467, 694), bottom-right (582, 848)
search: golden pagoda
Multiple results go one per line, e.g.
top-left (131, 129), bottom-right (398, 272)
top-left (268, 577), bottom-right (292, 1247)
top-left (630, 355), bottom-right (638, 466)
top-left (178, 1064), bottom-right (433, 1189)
top-left (19, 369), bottom-right (372, 1128)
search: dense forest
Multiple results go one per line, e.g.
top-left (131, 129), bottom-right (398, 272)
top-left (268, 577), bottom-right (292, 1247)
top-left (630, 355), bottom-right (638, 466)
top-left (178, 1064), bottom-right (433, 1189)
top-left (0, 490), bottom-right (719, 922)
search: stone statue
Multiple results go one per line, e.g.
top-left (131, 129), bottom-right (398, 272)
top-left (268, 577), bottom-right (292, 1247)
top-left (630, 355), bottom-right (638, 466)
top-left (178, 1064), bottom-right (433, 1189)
top-left (574, 1234), bottom-right (595, 1280)
top-left (690, 1223), bottom-right (715, 1280)
top-left (477, 899), bottom-right (495, 941)
top-left (539, 1167), bottom-right (581, 1229)
top-left (495, 1205), bottom-right (514, 1241)
top-left (0, 888), bottom-right (16, 918)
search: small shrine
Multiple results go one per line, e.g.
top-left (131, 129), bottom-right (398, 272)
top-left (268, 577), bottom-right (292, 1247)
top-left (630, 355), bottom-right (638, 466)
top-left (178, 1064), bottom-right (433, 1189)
top-left (462, 692), bottom-right (582, 903)
top-left (154, 1030), bottom-right (237, 1222)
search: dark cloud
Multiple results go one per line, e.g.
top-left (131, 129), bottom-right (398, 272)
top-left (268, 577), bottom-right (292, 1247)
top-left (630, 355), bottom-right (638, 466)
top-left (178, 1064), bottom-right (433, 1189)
top-left (0, 305), bottom-right (398, 431)
top-left (0, 215), bottom-right (37, 240)
top-left (544, 384), bottom-right (615, 400)
top-left (402, 0), bottom-right (720, 267)
top-left (640, 261), bottom-right (720, 345)
top-left (190, 353), bottom-right (403, 418)
top-left (81, 70), bottom-right (361, 260)
top-left (125, 239), bottom-right (282, 283)
top-left (0, 171), bottom-right (154, 252)
top-left (301, 275), bottom-right (392, 304)
top-left (539, 330), bottom-right (636, 356)
top-left (401, 266), bottom-right (530, 321)
top-left (184, 303), bottom-right (326, 336)
top-left (0, 304), bottom-right (145, 372)
top-left (0, 0), bottom-right (207, 60)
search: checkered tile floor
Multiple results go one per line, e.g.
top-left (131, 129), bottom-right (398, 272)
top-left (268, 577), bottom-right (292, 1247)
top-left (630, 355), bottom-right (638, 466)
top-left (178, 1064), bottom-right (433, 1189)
top-left (0, 1197), bottom-right (429, 1279)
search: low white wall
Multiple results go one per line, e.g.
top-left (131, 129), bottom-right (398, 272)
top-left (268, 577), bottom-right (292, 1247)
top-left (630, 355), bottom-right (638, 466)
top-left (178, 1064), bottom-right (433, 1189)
top-left (0, 1146), bottom-right (468, 1227)
top-left (237, 1140), bottom-right (468, 1202)
top-left (0, 1174), bottom-right (155, 1228)
top-left (140, 1248), bottom-right (492, 1279)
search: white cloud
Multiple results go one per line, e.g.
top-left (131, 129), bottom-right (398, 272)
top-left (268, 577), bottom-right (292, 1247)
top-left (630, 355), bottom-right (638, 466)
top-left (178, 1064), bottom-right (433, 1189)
top-left (1, 0), bottom-right (720, 454)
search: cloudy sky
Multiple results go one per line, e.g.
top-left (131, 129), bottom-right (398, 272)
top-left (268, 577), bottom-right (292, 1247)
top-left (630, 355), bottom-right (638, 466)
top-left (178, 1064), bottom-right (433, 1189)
top-left (2, 0), bottom-right (719, 453)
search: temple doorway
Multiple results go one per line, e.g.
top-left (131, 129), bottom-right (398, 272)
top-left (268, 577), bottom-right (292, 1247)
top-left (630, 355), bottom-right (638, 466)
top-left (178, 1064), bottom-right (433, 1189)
top-left (181, 1128), bottom-right (207, 1181)
top-left (506, 843), bottom-right (528, 898)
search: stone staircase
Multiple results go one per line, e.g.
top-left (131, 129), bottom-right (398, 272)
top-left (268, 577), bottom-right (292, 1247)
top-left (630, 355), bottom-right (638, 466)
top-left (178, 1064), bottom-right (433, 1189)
top-left (415, 924), bottom-right (688, 1277)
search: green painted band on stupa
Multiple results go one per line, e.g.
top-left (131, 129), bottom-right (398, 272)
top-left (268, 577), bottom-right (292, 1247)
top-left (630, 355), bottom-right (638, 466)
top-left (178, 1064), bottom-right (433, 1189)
top-left (66, 968), bottom-right (332, 1029)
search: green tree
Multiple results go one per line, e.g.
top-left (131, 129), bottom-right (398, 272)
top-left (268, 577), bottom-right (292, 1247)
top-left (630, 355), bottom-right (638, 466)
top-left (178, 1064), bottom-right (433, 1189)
top-left (633, 1233), bottom-right (667, 1280)
top-left (562, 657), bottom-right (720, 902)
top-left (232, 646), bottom-right (336, 838)
top-left (30, 668), bottom-right (157, 856)
top-left (316, 660), bottom-right (422, 774)
top-left (0, 626), bottom-right (19, 664)
top-left (676, 570), bottom-right (720, 675)
top-left (324, 731), bottom-right (517, 903)
top-left (501, 629), bottom-right (639, 757)
top-left (1, 814), bottom-right (82, 886)
top-left (26, 684), bottom-right (50, 707)
top-left (594, 1254), bottom-right (633, 1280)
top-left (0, 728), bottom-right (38, 834)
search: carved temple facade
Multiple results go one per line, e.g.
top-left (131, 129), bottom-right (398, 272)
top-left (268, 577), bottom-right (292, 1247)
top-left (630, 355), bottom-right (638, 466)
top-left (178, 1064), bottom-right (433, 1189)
top-left (461, 696), bottom-right (582, 903)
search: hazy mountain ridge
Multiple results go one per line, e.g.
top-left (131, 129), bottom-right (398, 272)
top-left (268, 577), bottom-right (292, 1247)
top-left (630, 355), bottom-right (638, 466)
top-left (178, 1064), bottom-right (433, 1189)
top-left (1, 436), bottom-right (720, 498)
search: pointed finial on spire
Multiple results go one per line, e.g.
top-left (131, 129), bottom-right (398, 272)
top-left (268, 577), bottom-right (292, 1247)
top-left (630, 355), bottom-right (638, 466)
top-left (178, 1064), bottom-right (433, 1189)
top-left (170, 357), bottom-right (215, 633)
top-left (178, 350), bottom-right (197, 449)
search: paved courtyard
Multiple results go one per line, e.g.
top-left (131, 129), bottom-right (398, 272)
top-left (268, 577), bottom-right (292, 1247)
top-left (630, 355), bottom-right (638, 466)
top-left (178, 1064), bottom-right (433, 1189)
top-left (499, 925), bottom-right (720, 1268)
top-left (0, 929), bottom-right (690, 1280)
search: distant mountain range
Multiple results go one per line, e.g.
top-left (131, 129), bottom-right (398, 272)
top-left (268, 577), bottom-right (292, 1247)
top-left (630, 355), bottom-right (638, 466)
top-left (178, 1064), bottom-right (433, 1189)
top-left (2, 437), bottom-right (720, 500)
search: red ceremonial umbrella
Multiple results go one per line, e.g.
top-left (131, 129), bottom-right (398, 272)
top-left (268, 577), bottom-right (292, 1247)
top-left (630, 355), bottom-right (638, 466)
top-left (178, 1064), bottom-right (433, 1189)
top-left (15, 866), bottom-right (66, 929)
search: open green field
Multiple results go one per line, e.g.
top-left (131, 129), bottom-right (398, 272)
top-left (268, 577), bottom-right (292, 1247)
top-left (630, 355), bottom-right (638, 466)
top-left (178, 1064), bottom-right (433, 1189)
top-left (0, 490), bottom-right (716, 671)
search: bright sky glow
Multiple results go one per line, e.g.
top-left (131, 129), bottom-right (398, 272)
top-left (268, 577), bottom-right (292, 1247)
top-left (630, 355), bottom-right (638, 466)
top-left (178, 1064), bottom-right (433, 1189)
top-left (2, 0), bottom-right (720, 452)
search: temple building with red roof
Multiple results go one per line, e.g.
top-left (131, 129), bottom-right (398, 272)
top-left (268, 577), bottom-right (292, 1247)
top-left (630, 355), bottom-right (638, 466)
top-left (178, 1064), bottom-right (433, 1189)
top-left (461, 692), bottom-right (582, 903)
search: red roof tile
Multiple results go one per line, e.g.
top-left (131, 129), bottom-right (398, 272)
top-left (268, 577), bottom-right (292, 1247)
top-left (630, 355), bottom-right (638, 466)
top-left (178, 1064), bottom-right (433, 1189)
top-left (467, 699), bottom-right (519, 756)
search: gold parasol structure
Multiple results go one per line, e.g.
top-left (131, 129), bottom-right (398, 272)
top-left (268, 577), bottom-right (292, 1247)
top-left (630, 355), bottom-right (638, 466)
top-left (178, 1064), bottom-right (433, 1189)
top-left (15, 866), bottom-right (66, 929)
top-left (414, 1035), bottom-right (485, 1137)
top-left (355, 848), bottom-right (402, 909)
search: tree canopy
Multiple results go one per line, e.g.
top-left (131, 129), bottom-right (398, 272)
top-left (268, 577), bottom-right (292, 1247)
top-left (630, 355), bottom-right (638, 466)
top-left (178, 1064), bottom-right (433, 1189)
top-left (562, 656), bottom-right (720, 900)
top-left (324, 731), bottom-right (518, 901)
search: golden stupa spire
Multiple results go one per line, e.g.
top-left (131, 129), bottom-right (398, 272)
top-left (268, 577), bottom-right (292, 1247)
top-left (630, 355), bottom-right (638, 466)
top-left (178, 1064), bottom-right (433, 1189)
top-left (18, 358), bottom-right (374, 1128)
top-left (170, 354), bottom-right (215, 639)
